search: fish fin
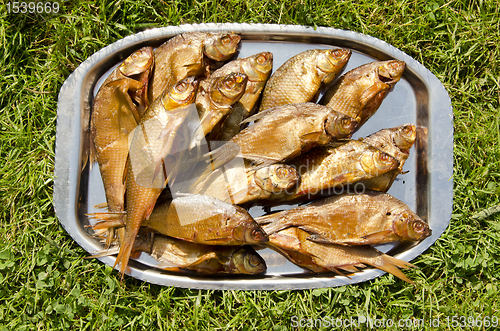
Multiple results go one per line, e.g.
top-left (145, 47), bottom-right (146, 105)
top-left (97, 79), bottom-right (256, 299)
top-left (336, 265), bottom-right (360, 273)
top-left (245, 155), bottom-right (281, 170)
top-left (105, 78), bottom-right (144, 90)
top-left (370, 254), bottom-right (416, 284)
top-left (306, 234), bottom-right (344, 245)
top-left (114, 234), bottom-right (136, 279)
top-left (122, 156), bottom-right (129, 185)
top-left (189, 167), bottom-right (224, 194)
top-left (90, 219), bottom-right (125, 230)
top-left (87, 247), bottom-right (120, 259)
top-left (359, 81), bottom-right (390, 106)
top-left (86, 212), bottom-right (125, 223)
top-left (190, 142), bottom-right (241, 188)
top-left (93, 202), bottom-right (109, 210)
top-left (330, 267), bottom-right (350, 276)
top-left (104, 227), bottom-right (115, 249)
top-left (88, 131), bottom-right (96, 172)
top-left (299, 131), bottom-right (323, 145)
top-left (358, 230), bottom-right (396, 245)
top-left (241, 108), bottom-right (273, 124)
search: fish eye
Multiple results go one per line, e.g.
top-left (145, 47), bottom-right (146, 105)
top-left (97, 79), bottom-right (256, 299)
top-left (252, 229), bottom-right (263, 240)
top-left (257, 54), bottom-right (266, 64)
top-left (413, 221), bottom-right (425, 232)
top-left (331, 49), bottom-right (344, 58)
top-left (275, 167), bottom-right (288, 178)
top-left (248, 255), bottom-right (260, 267)
top-left (221, 36), bottom-right (231, 45)
top-left (341, 117), bottom-right (353, 128)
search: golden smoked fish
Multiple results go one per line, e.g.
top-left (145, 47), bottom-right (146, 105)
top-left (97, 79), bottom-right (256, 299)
top-left (114, 77), bottom-right (199, 278)
top-left (266, 227), bottom-right (416, 283)
top-left (90, 46), bottom-right (154, 247)
top-left (193, 72), bottom-right (248, 143)
top-left (133, 234), bottom-right (266, 275)
top-left (210, 103), bottom-right (358, 169)
top-left (257, 191), bottom-right (431, 246)
top-left (90, 233), bottom-right (267, 275)
top-left (192, 163), bottom-right (300, 205)
top-left (266, 140), bottom-right (399, 203)
top-left (258, 49), bottom-right (351, 112)
top-left (208, 52), bottom-right (273, 140)
top-left (149, 32), bottom-right (241, 103)
top-left (141, 194), bottom-right (268, 245)
top-left (321, 60), bottom-right (406, 128)
top-left (358, 124), bottom-right (417, 192)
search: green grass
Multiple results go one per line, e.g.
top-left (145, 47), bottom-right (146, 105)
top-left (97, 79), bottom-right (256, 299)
top-left (1, 0), bottom-right (499, 330)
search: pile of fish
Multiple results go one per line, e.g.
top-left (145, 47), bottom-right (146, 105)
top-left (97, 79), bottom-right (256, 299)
top-left (87, 31), bottom-right (432, 284)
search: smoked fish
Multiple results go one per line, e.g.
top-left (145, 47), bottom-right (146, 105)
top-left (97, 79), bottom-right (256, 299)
top-left (90, 46), bottom-right (154, 247)
top-left (258, 49), bottom-right (351, 112)
top-left (358, 124), bottom-right (417, 192)
top-left (193, 72), bottom-right (248, 144)
top-left (209, 102), bottom-right (358, 169)
top-left (265, 140), bottom-right (399, 203)
top-left (266, 227), bottom-right (416, 283)
top-left (192, 163), bottom-right (300, 205)
top-left (257, 191), bottom-right (431, 246)
top-left (149, 32), bottom-right (241, 103)
top-left (114, 76), bottom-right (199, 278)
top-left (321, 60), bottom-right (405, 128)
top-left (209, 52), bottom-right (273, 140)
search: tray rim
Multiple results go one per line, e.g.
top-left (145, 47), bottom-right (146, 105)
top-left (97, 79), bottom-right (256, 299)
top-left (54, 23), bottom-right (454, 290)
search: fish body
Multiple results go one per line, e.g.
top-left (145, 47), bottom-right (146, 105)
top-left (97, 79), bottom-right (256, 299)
top-left (113, 77), bottom-right (199, 277)
top-left (193, 163), bottom-right (300, 205)
top-left (357, 124), bottom-right (417, 192)
top-left (257, 191), bottom-right (431, 246)
top-left (267, 140), bottom-right (399, 202)
top-left (92, 233), bottom-right (266, 275)
top-left (258, 49), bottom-right (351, 112)
top-left (206, 52), bottom-right (273, 140)
top-left (143, 235), bottom-right (266, 275)
top-left (321, 60), bottom-right (406, 128)
top-left (194, 72), bottom-right (248, 143)
top-left (266, 227), bottom-right (415, 283)
top-left (141, 194), bottom-right (268, 246)
top-left (90, 46), bottom-right (154, 246)
top-left (149, 32), bottom-right (241, 103)
top-left (212, 103), bottom-right (358, 169)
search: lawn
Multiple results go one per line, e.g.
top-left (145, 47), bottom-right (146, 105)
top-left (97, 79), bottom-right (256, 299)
top-left (0, 0), bottom-right (499, 330)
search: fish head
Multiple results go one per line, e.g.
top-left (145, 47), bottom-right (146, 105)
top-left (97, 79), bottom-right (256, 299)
top-left (393, 124), bottom-right (417, 152)
top-left (119, 46), bottom-right (154, 76)
top-left (325, 113), bottom-right (359, 138)
top-left (162, 76), bottom-right (199, 109)
top-left (254, 164), bottom-right (300, 193)
top-left (229, 248), bottom-right (267, 274)
top-left (204, 33), bottom-right (241, 61)
top-left (377, 60), bottom-right (406, 85)
top-left (393, 212), bottom-right (432, 241)
top-left (231, 206), bottom-right (269, 244)
top-left (317, 48), bottom-right (352, 84)
top-left (211, 73), bottom-right (248, 105)
top-left (360, 149), bottom-right (400, 177)
top-left (242, 52), bottom-right (273, 82)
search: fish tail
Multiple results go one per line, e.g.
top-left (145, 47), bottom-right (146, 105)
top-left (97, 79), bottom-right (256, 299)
top-left (113, 232), bottom-right (136, 279)
top-left (372, 255), bottom-right (416, 284)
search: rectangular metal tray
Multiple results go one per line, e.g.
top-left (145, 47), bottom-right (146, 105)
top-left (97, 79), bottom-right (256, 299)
top-left (54, 23), bottom-right (453, 290)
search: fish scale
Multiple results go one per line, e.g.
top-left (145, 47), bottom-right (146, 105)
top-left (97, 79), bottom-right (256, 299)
top-left (113, 77), bottom-right (199, 278)
top-left (258, 49), bottom-right (351, 112)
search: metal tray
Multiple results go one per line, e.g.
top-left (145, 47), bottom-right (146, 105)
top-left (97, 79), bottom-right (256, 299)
top-left (54, 23), bottom-right (453, 290)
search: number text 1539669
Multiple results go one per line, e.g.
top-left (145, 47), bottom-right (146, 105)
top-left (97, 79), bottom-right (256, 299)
top-left (6, 2), bottom-right (60, 14)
